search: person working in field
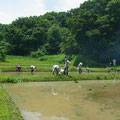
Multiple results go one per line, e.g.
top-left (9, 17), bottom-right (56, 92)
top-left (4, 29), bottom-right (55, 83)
top-left (64, 58), bottom-right (71, 75)
top-left (52, 65), bottom-right (59, 75)
top-left (16, 65), bottom-right (22, 72)
top-left (30, 65), bottom-right (36, 73)
top-left (78, 62), bottom-right (83, 74)
top-left (86, 67), bottom-right (90, 73)
top-left (113, 59), bottom-right (116, 66)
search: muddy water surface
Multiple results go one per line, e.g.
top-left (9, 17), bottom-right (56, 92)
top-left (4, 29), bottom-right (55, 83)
top-left (0, 71), bottom-right (111, 76)
top-left (3, 80), bottom-right (120, 120)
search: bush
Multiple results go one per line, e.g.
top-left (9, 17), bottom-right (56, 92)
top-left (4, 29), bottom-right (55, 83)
top-left (73, 55), bottom-right (106, 67)
top-left (31, 48), bottom-right (46, 58)
top-left (6, 77), bottom-right (22, 83)
top-left (69, 67), bottom-right (77, 72)
top-left (0, 50), bottom-right (6, 61)
top-left (12, 78), bottom-right (22, 83)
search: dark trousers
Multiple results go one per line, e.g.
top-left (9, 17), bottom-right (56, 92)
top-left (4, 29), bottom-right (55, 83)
top-left (79, 69), bottom-right (82, 74)
top-left (16, 68), bottom-right (21, 72)
top-left (31, 69), bottom-right (34, 73)
top-left (64, 67), bottom-right (68, 75)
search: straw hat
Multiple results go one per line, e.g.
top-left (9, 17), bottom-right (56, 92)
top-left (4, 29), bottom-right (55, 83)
top-left (79, 62), bottom-right (83, 65)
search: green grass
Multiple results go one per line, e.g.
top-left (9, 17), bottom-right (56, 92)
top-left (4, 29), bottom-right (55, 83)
top-left (38, 54), bottom-right (65, 64)
top-left (0, 54), bottom-right (65, 66)
top-left (0, 73), bottom-right (119, 83)
top-left (0, 84), bottom-right (23, 120)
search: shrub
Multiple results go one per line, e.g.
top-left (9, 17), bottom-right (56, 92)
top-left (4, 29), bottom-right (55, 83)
top-left (69, 67), bottom-right (77, 72)
top-left (31, 48), bottom-right (47, 58)
top-left (73, 55), bottom-right (106, 67)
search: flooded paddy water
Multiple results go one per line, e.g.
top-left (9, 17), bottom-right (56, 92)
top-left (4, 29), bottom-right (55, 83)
top-left (3, 80), bottom-right (120, 120)
top-left (0, 71), bottom-right (112, 76)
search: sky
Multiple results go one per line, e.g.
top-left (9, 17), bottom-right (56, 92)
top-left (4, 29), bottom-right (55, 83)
top-left (0, 0), bottom-right (87, 24)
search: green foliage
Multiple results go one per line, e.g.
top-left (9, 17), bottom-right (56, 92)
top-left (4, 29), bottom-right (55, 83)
top-left (73, 55), bottom-right (105, 67)
top-left (6, 17), bottom-right (50, 55)
top-left (66, 0), bottom-right (120, 63)
top-left (69, 67), bottom-right (77, 72)
top-left (0, 72), bottom-right (120, 83)
top-left (59, 28), bottom-right (78, 54)
top-left (88, 88), bottom-right (92, 91)
top-left (0, 41), bottom-right (9, 61)
top-left (5, 77), bottom-right (22, 83)
top-left (75, 79), bottom-right (78, 83)
top-left (103, 84), bottom-right (107, 88)
top-left (13, 78), bottom-right (22, 83)
top-left (39, 54), bottom-right (65, 64)
top-left (31, 47), bottom-right (47, 58)
top-left (47, 24), bottom-right (61, 54)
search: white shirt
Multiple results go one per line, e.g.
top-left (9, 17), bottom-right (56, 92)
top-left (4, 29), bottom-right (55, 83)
top-left (53, 65), bottom-right (59, 70)
top-left (30, 65), bottom-right (36, 69)
top-left (65, 60), bottom-right (71, 67)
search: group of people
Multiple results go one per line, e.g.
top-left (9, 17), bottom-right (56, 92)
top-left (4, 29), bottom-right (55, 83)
top-left (16, 58), bottom-right (89, 75)
top-left (16, 65), bottom-right (36, 73)
top-left (52, 58), bottom-right (90, 75)
top-left (52, 58), bottom-right (71, 75)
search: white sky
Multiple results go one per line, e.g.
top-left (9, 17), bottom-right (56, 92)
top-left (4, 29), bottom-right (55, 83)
top-left (0, 0), bottom-right (87, 24)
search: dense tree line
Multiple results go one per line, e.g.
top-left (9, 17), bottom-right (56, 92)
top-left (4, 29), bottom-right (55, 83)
top-left (0, 0), bottom-right (120, 64)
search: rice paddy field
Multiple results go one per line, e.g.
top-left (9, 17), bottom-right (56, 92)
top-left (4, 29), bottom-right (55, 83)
top-left (0, 55), bottom-right (120, 120)
top-left (0, 55), bottom-right (112, 72)
top-left (3, 80), bottom-right (120, 120)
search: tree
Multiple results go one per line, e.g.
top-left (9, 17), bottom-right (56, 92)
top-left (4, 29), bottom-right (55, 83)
top-left (59, 28), bottom-right (78, 54)
top-left (47, 24), bottom-right (61, 54)
top-left (0, 41), bottom-right (9, 61)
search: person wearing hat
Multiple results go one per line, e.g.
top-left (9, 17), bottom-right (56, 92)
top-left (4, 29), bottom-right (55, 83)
top-left (78, 62), bottom-right (83, 74)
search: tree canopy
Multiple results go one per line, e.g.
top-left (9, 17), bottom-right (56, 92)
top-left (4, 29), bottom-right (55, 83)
top-left (0, 0), bottom-right (120, 63)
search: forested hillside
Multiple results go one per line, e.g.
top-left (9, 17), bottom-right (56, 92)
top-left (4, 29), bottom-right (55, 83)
top-left (0, 0), bottom-right (120, 64)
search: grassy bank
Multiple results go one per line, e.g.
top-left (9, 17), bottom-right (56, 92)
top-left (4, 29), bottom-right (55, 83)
top-left (0, 84), bottom-right (23, 120)
top-left (0, 73), bottom-right (119, 83)
top-left (0, 55), bottom-right (65, 66)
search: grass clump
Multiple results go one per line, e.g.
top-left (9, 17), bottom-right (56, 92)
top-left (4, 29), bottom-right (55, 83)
top-left (88, 88), bottom-right (92, 91)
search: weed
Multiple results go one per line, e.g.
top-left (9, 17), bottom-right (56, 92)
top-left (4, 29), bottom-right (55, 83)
top-left (88, 88), bottom-right (92, 91)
